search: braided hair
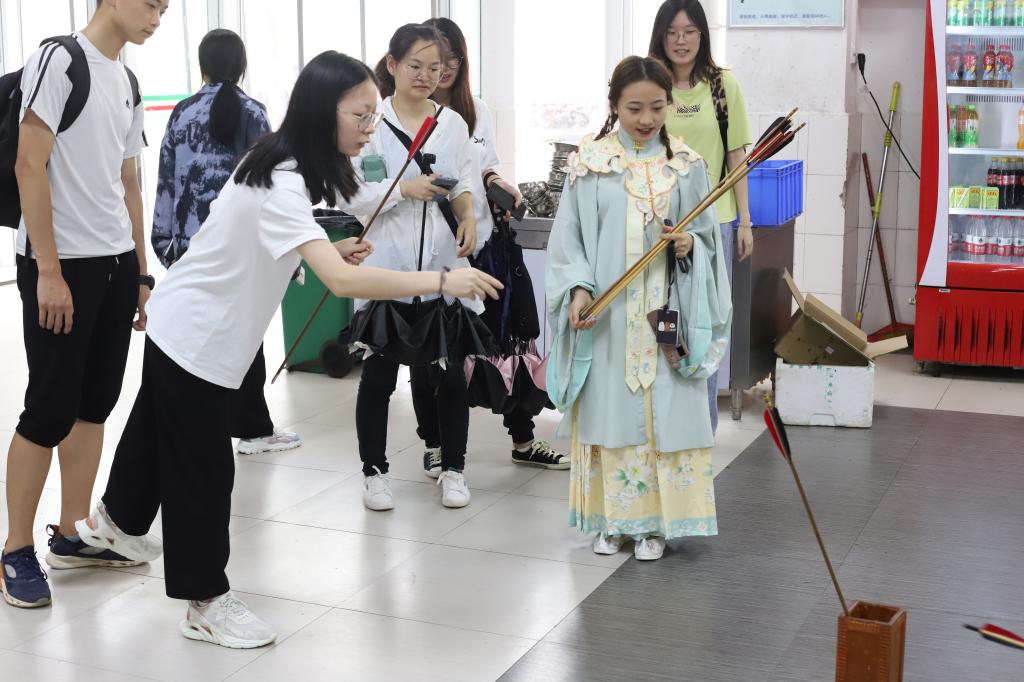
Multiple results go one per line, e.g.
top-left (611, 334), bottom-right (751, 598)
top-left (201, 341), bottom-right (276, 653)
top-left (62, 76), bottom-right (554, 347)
top-left (594, 56), bottom-right (675, 159)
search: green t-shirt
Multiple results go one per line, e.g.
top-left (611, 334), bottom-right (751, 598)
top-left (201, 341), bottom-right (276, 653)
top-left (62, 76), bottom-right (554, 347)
top-left (665, 70), bottom-right (752, 224)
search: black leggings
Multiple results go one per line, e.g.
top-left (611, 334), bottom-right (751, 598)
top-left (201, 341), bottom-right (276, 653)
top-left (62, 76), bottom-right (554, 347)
top-left (356, 354), bottom-right (468, 476)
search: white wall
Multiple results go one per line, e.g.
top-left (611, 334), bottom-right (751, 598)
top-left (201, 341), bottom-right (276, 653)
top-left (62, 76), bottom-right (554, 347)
top-left (855, 0), bottom-right (925, 335)
top-left (727, 0), bottom-right (863, 316)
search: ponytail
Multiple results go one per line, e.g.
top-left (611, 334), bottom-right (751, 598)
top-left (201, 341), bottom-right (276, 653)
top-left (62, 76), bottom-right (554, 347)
top-left (374, 56), bottom-right (395, 98)
top-left (659, 126), bottom-right (675, 159)
top-left (209, 83), bottom-right (242, 145)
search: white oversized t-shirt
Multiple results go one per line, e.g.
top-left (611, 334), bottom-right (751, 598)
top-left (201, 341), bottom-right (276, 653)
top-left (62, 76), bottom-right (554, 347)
top-left (145, 164), bottom-right (327, 389)
top-left (17, 33), bottom-right (145, 259)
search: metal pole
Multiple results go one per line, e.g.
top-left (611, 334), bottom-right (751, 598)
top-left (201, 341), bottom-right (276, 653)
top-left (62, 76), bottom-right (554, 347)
top-left (297, 0), bottom-right (304, 66)
top-left (182, 0), bottom-right (193, 90)
top-left (855, 82), bottom-right (901, 329)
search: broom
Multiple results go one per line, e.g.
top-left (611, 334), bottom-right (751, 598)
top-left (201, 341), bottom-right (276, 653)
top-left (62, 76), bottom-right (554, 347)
top-left (861, 152), bottom-right (914, 345)
top-left (580, 109), bottom-right (805, 320)
top-left (271, 111), bottom-right (445, 383)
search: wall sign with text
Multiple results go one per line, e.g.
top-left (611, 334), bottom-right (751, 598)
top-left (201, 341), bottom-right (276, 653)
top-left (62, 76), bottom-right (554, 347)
top-left (728, 0), bottom-right (845, 28)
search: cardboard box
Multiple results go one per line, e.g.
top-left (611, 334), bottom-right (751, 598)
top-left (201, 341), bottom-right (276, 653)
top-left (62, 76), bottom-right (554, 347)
top-left (984, 187), bottom-right (1000, 210)
top-left (774, 271), bottom-right (907, 428)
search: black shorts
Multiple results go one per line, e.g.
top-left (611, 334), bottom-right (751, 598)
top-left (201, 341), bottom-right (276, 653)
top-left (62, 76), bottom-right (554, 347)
top-left (16, 250), bottom-right (139, 448)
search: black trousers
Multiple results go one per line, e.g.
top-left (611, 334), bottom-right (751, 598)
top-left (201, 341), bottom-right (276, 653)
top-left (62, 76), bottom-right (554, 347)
top-left (357, 354), bottom-right (467, 476)
top-left (16, 251), bottom-right (138, 448)
top-left (102, 338), bottom-right (233, 601)
top-left (228, 344), bottom-right (275, 440)
top-left (411, 375), bottom-right (536, 446)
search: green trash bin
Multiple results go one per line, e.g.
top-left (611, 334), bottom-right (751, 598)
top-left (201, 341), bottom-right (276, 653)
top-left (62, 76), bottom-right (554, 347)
top-left (280, 212), bottom-right (361, 377)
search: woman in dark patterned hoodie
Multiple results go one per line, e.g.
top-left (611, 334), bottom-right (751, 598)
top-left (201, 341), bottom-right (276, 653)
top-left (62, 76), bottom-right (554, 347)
top-left (151, 29), bottom-right (301, 456)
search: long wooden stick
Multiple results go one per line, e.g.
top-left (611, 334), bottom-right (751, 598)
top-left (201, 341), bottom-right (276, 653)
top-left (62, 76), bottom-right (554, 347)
top-left (581, 123), bottom-right (804, 320)
top-left (784, 454), bottom-right (851, 617)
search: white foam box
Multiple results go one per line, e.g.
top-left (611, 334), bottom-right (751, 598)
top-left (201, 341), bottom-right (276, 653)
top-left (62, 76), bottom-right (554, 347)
top-left (775, 358), bottom-right (875, 427)
top-left (773, 270), bottom-right (907, 429)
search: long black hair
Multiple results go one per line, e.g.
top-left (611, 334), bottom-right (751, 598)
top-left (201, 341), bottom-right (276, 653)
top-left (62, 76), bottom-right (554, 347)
top-left (198, 29), bottom-right (247, 145)
top-left (424, 17), bottom-right (476, 135)
top-left (234, 51), bottom-right (376, 205)
top-left (373, 23), bottom-right (444, 98)
top-left (596, 56), bottom-right (675, 159)
top-left (648, 0), bottom-right (721, 87)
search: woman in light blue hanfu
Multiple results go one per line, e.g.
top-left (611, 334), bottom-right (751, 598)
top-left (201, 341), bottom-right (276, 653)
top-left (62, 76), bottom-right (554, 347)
top-left (546, 56), bottom-right (732, 561)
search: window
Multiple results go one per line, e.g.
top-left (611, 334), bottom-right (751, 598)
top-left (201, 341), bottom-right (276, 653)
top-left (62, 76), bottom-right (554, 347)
top-left (364, 0), bottom-right (433, 69)
top-left (240, 0), bottom-right (300, 126)
top-left (631, 0), bottom-right (728, 66)
top-left (450, 0), bottom-right (481, 94)
top-left (513, 0), bottom-right (608, 185)
top-left (301, 0), bottom-right (362, 64)
top-left (19, 2), bottom-right (73, 62)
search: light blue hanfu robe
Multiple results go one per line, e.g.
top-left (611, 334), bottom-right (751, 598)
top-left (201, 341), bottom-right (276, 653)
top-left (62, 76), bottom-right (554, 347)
top-left (546, 128), bottom-right (732, 540)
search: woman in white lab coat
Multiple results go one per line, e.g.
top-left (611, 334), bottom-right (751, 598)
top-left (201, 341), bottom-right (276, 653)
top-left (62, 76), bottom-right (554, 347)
top-left (336, 23), bottom-right (479, 512)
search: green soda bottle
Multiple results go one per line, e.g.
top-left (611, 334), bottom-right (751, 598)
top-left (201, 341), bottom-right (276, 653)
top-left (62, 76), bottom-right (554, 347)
top-left (948, 0), bottom-right (961, 24)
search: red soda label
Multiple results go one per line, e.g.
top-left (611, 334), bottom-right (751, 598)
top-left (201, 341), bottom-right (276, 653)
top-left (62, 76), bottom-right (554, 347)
top-left (983, 49), bottom-right (998, 81)
top-left (1013, 241), bottom-right (1024, 258)
top-left (963, 52), bottom-right (979, 80)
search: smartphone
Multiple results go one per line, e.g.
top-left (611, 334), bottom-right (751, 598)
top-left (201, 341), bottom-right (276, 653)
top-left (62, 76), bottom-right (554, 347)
top-left (431, 175), bottom-right (458, 202)
top-left (486, 182), bottom-right (526, 222)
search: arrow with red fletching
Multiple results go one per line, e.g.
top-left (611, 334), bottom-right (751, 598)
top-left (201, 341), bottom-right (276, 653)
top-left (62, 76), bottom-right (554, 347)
top-left (965, 623), bottom-right (1024, 651)
top-left (763, 399), bottom-right (850, 617)
top-left (272, 107), bottom-right (447, 384)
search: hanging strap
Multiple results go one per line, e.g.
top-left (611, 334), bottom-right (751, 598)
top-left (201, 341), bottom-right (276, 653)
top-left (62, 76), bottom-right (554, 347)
top-left (710, 70), bottom-right (730, 182)
top-left (383, 117), bottom-right (461, 239)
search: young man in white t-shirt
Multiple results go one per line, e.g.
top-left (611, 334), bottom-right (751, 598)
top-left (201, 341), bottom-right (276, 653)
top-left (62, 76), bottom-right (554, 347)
top-left (2, 0), bottom-right (168, 609)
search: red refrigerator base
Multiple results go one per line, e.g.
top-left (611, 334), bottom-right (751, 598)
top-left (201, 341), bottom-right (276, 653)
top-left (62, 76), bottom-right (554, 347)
top-left (914, 287), bottom-right (1024, 368)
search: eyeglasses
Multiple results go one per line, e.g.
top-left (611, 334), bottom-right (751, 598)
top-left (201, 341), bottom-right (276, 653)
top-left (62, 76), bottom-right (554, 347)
top-left (340, 110), bottom-right (383, 132)
top-left (401, 62), bottom-right (442, 83)
top-left (443, 56), bottom-right (464, 72)
top-left (665, 28), bottom-right (702, 43)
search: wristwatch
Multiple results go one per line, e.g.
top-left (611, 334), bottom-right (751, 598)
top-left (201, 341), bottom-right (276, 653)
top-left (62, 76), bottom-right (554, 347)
top-left (138, 274), bottom-right (156, 290)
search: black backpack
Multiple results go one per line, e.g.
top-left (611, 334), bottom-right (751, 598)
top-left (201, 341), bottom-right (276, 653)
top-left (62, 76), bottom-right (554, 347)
top-left (0, 35), bottom-right (141, 229)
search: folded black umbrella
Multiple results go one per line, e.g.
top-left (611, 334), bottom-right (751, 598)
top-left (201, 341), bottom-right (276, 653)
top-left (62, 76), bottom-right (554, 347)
top-left (464, 344), bottom-right (553, 416)
top-left (339, 297), bottom-right (496, 368)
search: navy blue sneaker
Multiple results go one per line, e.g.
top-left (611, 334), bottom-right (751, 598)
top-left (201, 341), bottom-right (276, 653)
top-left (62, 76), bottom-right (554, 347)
top-left (1, 546), bottom-right (51, 608)
top-left (45, 524), bottom-right (142, 570)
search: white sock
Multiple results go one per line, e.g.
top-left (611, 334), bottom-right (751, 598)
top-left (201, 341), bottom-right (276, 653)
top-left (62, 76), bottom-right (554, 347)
top-left (514, 440), bottom-right (534, 452)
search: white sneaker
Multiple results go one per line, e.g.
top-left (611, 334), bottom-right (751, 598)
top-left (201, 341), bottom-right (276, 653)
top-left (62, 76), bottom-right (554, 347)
top-left (237, 431), bottom-right (302, 455)
top-left (634, 537), bottom-right (666, 561)
top-left (422, 448), bottom-right (442, 479)
top-left (363, 469), bottom-right (394, 511)
top-left (180, 591), bottom-right (276, 649)
top-left (592, 533), bottom-right (625, 555)
top-left (74, 501), bottom-right (162, 563)
top-left (437, 470), bottom-right (470, 508)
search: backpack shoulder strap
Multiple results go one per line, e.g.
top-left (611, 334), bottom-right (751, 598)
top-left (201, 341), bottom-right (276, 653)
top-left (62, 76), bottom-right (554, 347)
top-left (124, 65), bottom-right (141, 107)
top-left (710, 69), bottom-right (729, 182)
top-left (42, 35), bottom-right (90, 134)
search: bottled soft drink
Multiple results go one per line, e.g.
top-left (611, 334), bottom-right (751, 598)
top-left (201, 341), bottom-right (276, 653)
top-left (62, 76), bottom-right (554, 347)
top-left (988, 156), bottom-right (999, 191)
top-left (963, 43), bottom-right (980, 85)
top-left (1017, 0), bottom-right (1024, 26)
top-left (1015, 159), bottom-right (1024, 208)
top-left (995, 0), bottom-right (1010, 25)
top-left (997, 44), bottom-right (1015, 87)
top-left (963, 105), bottom-right (980, 147)
top-left (983, 44), bottom-right (999, 85)
top-left (948, 44), bottom-right (964, 86)
top-left (1002, 157), bottom-right (1016, 208)
top-left (984, 217), bottom-right (999, 261)
top-left (949, 216), bottom-right (966, 259)
top-left (1013, 219), bottom-right (1024, 263)
top-left (950, 0), bottom-right (963, 24)
top-left (995, 217), bottom-right (1015, 262)
top-left (979, 0), bottom-right (995, 25)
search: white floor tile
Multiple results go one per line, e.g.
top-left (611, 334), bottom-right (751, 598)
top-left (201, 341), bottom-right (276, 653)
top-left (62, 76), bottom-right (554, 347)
top-left (387, 440), bottom-right (544, 493)
top-left (15, 581), bottom-right (330, 682)
top-left (436, 494), bottom-right (632, 569)
top-left (236, 421), bottom-right (363, 474)
top-left (935, 377), bottom-right (1024, 417)
top-left (225, 521), bottom-right (427, 606)
top-left (270, 474), bottom-right (505, 544)
top-left (0, 568), bottom-right (149, 650)
top-left (342, 544), bottom-right (615, 639)
top-left (0, 650), bottom-right (152, 682)
top-left (512, 469), bottom-right (571, 500)
top-left (230, 460), bottom-right (348, 520)
top-left (225, 608), bottom-right (535, 682)
top-left (873, 353), bottom-right (951, 410)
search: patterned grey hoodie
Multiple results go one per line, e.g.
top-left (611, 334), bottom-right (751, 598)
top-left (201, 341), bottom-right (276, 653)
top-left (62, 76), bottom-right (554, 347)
top-left (151, 83), bottom-right (271, 267)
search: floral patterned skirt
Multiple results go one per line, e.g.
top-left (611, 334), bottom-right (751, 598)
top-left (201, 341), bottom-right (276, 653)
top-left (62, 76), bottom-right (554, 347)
top-left (568, 391), bottom-right (718, 541)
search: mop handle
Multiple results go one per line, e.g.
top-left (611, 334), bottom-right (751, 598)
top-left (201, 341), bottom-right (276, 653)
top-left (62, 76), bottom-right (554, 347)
top-left (856, 82), bottom-right (900, 328)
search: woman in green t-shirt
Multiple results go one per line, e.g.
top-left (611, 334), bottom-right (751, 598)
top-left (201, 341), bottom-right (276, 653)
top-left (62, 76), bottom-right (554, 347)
top-left (649, 0), bottom-right (752, 432)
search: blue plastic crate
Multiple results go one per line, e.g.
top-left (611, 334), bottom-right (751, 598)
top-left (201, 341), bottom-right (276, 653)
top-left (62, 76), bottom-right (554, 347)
top-left (747, 159), bottom-right (804, 226)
